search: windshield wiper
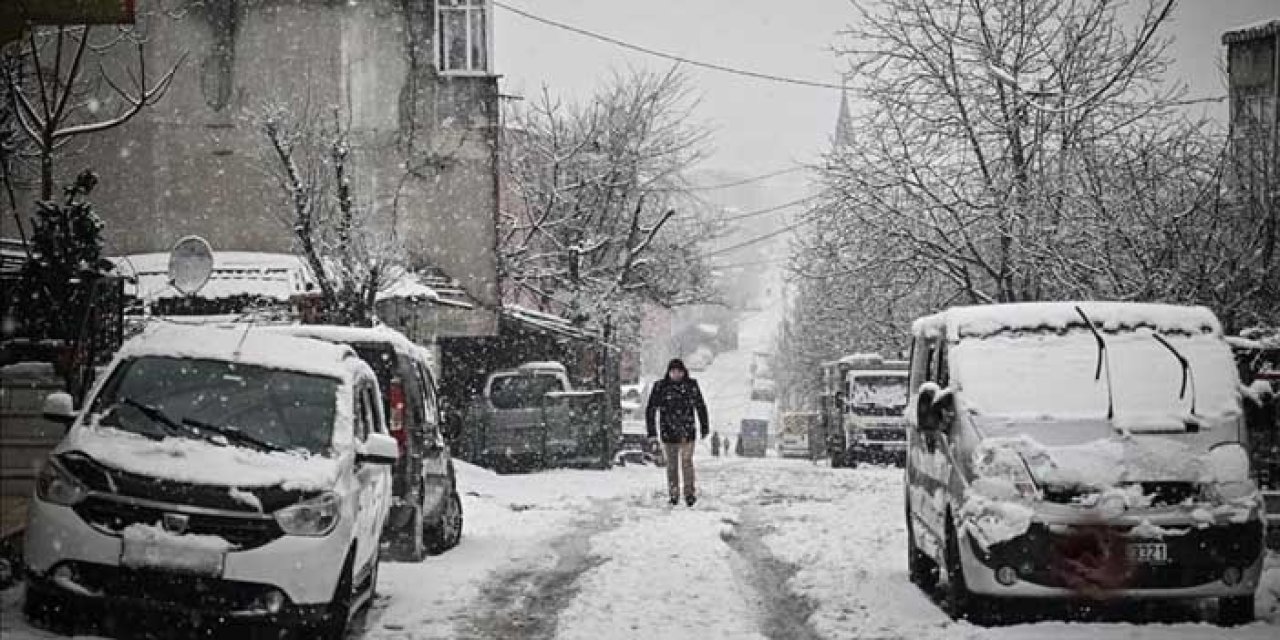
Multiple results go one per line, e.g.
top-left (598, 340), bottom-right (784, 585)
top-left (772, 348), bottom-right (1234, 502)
top-left (181, 417), bottom-right (283, 453)
top-left (118, 397), bottom-right (185, 437)
top-left (1074, 306), bottom-right (1116, 420)
top-left (1152, 332), bottom-right (1198, 417)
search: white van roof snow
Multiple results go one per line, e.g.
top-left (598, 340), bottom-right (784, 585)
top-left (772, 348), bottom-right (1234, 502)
top-left (912, 302), bottom-right (1223, 341)
top-left (119, 323), bottom-right (368, 382)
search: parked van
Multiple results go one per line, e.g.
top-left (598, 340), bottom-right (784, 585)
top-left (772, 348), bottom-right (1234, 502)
top-left (25, 325), bottom-right (397, 637)
top-left (904, 302), bottom-right (1265, 626)
top-left (265, 324), bottom-right (463, 560)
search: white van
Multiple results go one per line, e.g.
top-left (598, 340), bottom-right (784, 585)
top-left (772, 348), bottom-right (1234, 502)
top-left (24, 325), bottom-right (397, 637)
top-left (904, 302), bottom-right (1265, 626)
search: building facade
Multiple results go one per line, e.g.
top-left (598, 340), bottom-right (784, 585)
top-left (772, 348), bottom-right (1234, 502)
top-left (6, 0), bottom-right (501, 324)
top-left (1224, 20), bottom-right (1279, 221)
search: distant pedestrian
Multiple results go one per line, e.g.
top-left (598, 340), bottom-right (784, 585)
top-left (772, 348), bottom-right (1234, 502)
top-left (646, 359), bottom-right (710, 506)
top-left (711, 431), bottom-right (722, 457)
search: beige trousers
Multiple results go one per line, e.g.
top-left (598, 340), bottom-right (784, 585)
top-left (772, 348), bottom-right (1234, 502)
top-left (664, 442), bottom-right (696, 499)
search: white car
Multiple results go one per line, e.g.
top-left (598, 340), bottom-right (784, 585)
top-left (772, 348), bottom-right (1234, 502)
top-left (24, 325), bottom-right (397, 638)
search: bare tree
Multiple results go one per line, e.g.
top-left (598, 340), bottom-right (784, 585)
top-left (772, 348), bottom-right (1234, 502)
top-left (500, 68), bottom-right (716, 339)
top-left (779, 0), bottom-right (1278, 398)
top-left (262, 107), bottom-right (405, 326)
top-left (2, 24), bottom-right (185, 202)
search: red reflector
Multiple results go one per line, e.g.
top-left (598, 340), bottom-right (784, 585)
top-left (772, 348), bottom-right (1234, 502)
top-left (388, 379), bottom-right (408, 456)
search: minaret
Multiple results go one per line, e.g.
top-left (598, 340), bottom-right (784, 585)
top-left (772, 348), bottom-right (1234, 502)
top-left (833, 76), bottom-right (855, 151)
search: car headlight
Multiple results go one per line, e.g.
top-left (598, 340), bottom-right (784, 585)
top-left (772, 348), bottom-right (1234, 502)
top-left (36, 457), bottom-right (89, 506)
top-left (274, 492), bottom-right (340, 537)
top-left (1201, 480), bottom-right (1259, 505)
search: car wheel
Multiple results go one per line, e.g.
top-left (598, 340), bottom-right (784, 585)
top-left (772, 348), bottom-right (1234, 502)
top-left (906, 508), bottom-right (939, 592)
top-left (320, 553), bottom-right (356, 640)
top-left (23, 583), bottom-right (72, 632)
top-left (944, 517), bottom-right (995, 625)
top-left (426, 490), bottom-right (463, 554)
top-left (830, 451), bottom-right (845, 468)
top-left (1217, 595), bottom-right (1254, 626)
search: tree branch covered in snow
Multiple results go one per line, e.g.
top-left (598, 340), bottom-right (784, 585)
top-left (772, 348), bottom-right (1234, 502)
top-left (777, 0), bottom-right (1278, 406)
top-left (260, 106), bottom-right (405, 326)
top-left (499, 68), bottom-right (718, 345)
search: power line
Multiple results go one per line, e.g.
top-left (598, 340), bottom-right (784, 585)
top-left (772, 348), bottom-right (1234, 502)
top-left (683, 166), bottom-right (807, 191)
top-left (718, 195), bottom-right (816, 222)
top-left (703, 218), bottom-right (811, 258)
top-left (494, 1), bottom-right (847, 91)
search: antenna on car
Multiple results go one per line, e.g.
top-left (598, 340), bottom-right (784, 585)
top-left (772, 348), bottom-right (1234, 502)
top-left (1074, 306), bottom-right (1115, 421)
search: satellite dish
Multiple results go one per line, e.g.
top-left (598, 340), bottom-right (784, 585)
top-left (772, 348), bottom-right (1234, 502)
top-left (168, 236), bottom-right (214, 296)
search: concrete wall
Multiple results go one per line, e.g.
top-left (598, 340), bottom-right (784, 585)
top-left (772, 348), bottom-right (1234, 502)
top-left (5, 0), bottom-right (500, 311)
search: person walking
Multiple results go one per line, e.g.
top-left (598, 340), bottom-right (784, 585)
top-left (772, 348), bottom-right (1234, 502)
top-left (710, 432), bottom-right (722, 457)
top-left (646, 359), bottom-right (710, 506)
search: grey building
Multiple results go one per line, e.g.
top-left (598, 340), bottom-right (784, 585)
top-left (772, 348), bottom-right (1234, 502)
top-left (6, 0), bottom-right (501, 330)
top-left (1223, 19), bottom-right (1279, 215)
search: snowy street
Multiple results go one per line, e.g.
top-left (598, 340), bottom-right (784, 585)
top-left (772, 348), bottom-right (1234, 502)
top-left (6, 309), bottom-right (1278, 640)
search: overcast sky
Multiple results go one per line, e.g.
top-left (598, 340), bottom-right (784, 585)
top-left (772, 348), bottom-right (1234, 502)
top-left (496, 0), bottom-right (1276, 190)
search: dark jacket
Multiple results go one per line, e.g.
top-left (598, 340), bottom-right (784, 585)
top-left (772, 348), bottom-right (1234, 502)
top-left (645, 361), bottom-right (710, 444)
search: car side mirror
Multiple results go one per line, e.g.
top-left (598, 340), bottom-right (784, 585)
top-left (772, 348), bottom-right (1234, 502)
top-left (357, 433), bottom-right (400, 465)
top-left (916, 385), bottom-right (954, 433)
top-left (42, 392), bottom-right (77, 429)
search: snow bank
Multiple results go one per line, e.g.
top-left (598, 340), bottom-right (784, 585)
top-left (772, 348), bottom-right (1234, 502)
top-left (61, 425), bottom-right (340, 490)
top-left (119, 523), bottom-right (233, 574)
top-left (959, 491), bottom-right (1035, 549)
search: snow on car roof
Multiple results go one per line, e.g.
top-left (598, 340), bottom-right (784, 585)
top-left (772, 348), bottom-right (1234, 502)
top-left (261, 323), bottom-right (419, 354)
top-left (519, 361), bottom-right (568, 372)
top-left (118, 323), bottom-right (367, 382)
top-left (912, 302), bottom-right (1222, 341)
top-left (847, 369), bottom-right (908, 380)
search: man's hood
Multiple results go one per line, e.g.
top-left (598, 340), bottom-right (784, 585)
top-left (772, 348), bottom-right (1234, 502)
top-left (58, 424), bottom-right (340, 492)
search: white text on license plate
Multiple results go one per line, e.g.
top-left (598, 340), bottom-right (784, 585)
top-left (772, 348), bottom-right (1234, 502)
top-left (1127, 542), bottom-right (1169, 564)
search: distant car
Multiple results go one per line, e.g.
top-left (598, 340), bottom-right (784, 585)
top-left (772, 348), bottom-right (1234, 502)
top-left (738, 419), bottom-right (769, 457)
top-left (266, 324), bottom-right (462, 560)
top-left (685, 346), bottom-right (715, 371)
top-left (25, 325), bottom-right (398, 637)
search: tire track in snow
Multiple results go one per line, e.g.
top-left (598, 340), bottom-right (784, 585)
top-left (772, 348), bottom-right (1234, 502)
top-left (721, 509), bottom-right (823, 640)
top-left (457, 505), bottom-right (616, 640)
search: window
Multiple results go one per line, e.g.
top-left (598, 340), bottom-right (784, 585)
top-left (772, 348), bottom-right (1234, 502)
top-left (415, 362), bottom-right (440, 425)
top-left (356, 385), bottom-right (377, 442)
top-left (437, 0), bottom-right (490, 74)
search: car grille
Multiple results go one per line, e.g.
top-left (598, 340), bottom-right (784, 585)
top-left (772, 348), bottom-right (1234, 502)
top-left (75, 496), bottom-right (283, 550)
top-left (59, 453), bottom-right (310, 513)
top-left (1041, 482), bottom-right (1198, 507)
top-left (56, 561), bottom-right (284, 612)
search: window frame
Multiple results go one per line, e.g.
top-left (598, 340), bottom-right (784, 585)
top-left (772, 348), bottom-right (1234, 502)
top-left (435, 0), bottom-right (493, 76)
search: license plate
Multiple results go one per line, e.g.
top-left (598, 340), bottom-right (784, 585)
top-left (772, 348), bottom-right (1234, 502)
top-left (120, 531), bottom-right (226, 576)
top-left (1127, 542), bottom-right (1169, 565)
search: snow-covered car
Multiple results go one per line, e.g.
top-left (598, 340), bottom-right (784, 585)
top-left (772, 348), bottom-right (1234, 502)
top-left (24, 325), bottom-right (397, 637)
top-left (264, 324), bottom-right (463, 560)
top-left (904, 303), bottom-right (1266, 626)
top-left (684, 345), bottom-right (715, 372)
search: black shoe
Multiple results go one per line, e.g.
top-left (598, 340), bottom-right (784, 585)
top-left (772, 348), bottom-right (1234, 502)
top-left (686, 495), bottom-right (697, 507)
top-left (669, 496), bottom-right (679, 506)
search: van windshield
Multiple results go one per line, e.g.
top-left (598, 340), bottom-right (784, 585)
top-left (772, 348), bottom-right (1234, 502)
top-left (848, 375), bottom-right (908, 414)
top-left (93, 357), bottom-right (339, 455)
top-left (489, 373), bottom-right (565, 409)
top-left (952, 329), bottom-right (1240, 425)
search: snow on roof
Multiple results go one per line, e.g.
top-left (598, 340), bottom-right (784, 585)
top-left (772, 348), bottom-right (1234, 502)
top-left (503, 305), bottom-right (596, 341)
top-left (838, 352), bottom-right (884, 365)
top-left (118, 323), bottom-right (367, 382)
top-left (112, 252), bottom-right (316, 302)
top-left (847, 369), bottom-right (908, 380)
top-left (261, 323), bottom-right (420, 354)
top-left (912, 302), bottom-right (1222, 341)
top-left (1223, 19), bottom-right (1280, 43)
top-left (378, 269), bottom-right (476, 309)
top-left (519, 361), bottom-right (568, 373)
